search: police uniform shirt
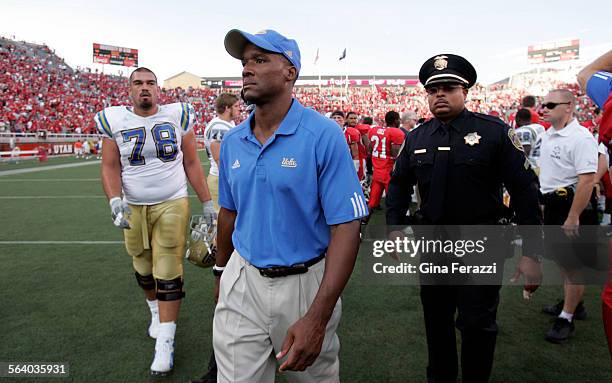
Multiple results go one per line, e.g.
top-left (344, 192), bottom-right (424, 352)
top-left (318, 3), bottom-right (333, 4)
top-left (537, 118), bottom-right (598, 194)
top-left (94, 103), bottom-right (194, 204)
top-left (386, 108), bottom-right (541, 225)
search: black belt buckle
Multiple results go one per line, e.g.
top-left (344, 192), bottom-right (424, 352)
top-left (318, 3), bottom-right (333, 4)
top-left (257, 252), bottom-right (326, 278)
top-left (259, 264), bottom-right (308, 278)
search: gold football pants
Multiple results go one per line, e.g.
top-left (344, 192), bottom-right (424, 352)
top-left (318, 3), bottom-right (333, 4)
top-left (123, 197), bottom-right (189, 280)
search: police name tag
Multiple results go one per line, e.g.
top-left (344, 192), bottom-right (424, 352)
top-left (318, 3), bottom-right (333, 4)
top-left (414, 149), bottom-right (427, 154)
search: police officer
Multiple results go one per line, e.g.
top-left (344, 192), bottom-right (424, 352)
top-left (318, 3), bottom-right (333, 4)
top-left (386, 54), bottom-right (543, 383)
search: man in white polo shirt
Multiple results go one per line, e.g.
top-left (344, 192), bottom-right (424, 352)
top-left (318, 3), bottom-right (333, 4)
top-left (537, 89), bottom-right (599, 344)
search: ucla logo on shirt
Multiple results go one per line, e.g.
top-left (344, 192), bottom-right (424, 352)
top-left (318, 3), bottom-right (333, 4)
top-left (231, 159), bottom-right (241, 169)
top-left (281, 157), bottom-right (298, 168)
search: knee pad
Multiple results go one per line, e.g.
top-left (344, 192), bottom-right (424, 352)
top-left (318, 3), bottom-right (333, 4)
top-left (156, 277), bottom-right (185, 301)
top-left (134, 271), bottom-right (155, 291)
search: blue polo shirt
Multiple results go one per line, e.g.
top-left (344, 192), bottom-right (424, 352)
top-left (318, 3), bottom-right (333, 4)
top-left (218, 99), bottom-right (368, 268)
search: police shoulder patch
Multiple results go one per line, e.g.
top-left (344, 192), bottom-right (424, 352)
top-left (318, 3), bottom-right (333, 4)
top-left (508, 129), bottom-right (524, 152)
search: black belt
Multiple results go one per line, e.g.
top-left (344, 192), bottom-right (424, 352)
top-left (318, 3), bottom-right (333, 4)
top-left (543, 186), bottom-right (575, 202)
top-left (257, 252), bottom-right (326, 278)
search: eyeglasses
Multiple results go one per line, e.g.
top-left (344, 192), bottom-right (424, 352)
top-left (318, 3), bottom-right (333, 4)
top-left (542, 102), bottom-right (570, 109)
top-left (425, 84), bottom-right (464, 95)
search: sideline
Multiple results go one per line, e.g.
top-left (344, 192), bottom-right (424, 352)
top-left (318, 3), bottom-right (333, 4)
top-left (0, 160), bottom-right (101, 177)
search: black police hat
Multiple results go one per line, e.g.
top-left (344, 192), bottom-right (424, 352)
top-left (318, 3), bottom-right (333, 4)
top-left (419, 54), bottom-right (477, 89)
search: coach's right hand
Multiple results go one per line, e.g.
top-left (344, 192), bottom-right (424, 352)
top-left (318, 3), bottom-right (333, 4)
top-left (277, 313), bottom-right (326, 372)
top-left (109, 197), bottom-right (131, 229)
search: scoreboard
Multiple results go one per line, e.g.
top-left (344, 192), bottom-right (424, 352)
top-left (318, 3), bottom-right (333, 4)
top-left (528, 39), bottom-right (579, 64)
top-left (93, 43), bottom-right (138, 67)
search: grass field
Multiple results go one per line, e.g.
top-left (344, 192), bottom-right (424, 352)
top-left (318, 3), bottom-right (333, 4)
top-left (1, 154), bottom-right (611, 382)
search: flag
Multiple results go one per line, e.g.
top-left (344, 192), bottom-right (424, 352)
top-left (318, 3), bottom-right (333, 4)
top-left (339, 48), bottom-right (346, 61)
top-left (314, 48), bottom-right (319, 65)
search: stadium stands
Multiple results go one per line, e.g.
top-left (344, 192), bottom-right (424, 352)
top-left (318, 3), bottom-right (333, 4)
top-left (0, 37), bottom-right (599, 136)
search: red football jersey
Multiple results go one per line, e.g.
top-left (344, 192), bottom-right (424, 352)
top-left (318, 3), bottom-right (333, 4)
top-left (344, 127), bottom-right (360, 146)
top-left (344, 127), bottom-right (361, 159)
top-left (368, 126), bottom-right (405, 182)
top-left (354, 124), bottom-right (370, 160)
top-left (600, 94), bottom-right (612, 149)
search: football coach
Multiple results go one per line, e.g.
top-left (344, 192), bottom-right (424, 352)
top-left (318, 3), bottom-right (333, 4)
top-left (211, 28), bottom-right (368, 382)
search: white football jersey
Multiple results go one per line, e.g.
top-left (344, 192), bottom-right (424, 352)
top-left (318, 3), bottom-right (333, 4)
top-left (204, 117), bottom-right (234, 177)
top-left (94, 103), bottom-right (195, 204)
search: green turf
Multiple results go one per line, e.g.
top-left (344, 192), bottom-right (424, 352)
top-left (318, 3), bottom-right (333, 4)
top-left (0, 155), bottom-right (610, 382)
top-left (0, 155), bottom-right (95, 171)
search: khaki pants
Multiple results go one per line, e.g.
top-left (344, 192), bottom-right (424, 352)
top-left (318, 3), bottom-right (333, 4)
top-left (213, 251), bottom-right (341, 383)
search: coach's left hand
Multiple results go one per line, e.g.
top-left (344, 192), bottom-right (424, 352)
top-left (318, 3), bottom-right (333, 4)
top-left (277, 313), bottom-right (327, 372)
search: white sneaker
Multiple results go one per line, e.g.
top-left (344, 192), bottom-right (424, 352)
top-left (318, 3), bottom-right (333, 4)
top-left (150, 337), bottom-right (174, 376)
top-left (148, 310), bottom-right (160, 339)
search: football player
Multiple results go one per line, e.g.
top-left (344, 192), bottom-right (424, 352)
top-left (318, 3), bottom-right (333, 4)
top-left (347, 111), bottom-right (369, 180)
top-left (331, 110), bottom-right (361, 172)
top-left (367, 111), bottom-right (405, 213)
top-left (97, 67), bottom-right (216, 376)
top-left (204, 93), bottom-right (240, 211)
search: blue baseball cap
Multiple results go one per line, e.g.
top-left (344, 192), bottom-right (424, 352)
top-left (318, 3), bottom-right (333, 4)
top-left (224, 29), bottom-right (301, 73)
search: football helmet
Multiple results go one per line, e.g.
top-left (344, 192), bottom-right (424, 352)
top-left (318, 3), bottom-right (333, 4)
top-left (185, 215), bottom-right (217, 268)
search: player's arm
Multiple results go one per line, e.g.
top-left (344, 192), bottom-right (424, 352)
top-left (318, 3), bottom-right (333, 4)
top-left (361, 132), bottom-right (370, 151)
top-left (210, 140), bottom-right (221, 165)
top-left (181, 130), bottom-right (212, 203)
top-left (389, 130), bottom-right (405, 158)
top-left (100, 137), bottom-right (131, 229)
top-left (390, 144), bottom-right (402, 158)
top-left (100, 138), bottom-right (122, 199)
top-left (577, 50), bottom-right (612, 92)
top-left (349, 141), bottom-right (359, 159)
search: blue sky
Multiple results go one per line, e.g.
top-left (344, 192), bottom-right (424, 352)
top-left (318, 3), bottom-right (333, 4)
top-left (3, 0), bottom-right (611, 85)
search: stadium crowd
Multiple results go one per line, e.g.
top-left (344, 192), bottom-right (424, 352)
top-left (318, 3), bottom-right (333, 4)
top-left (0, 37), bottom-right (600, 136)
